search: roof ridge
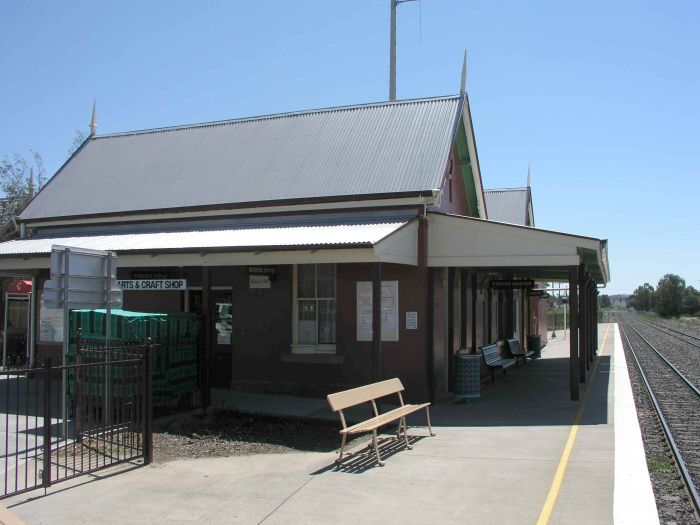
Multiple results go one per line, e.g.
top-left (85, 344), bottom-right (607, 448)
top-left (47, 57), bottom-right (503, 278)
top-left (484, 187), bottom-right (528, 192)
top-left (93, 94), bottom-right (461, 139)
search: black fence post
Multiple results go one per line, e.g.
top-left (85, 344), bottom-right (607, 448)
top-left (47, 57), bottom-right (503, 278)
top-left (142, 338), bottom-right (153, 466)
top-left (42, 359), bottom-right (52, 490)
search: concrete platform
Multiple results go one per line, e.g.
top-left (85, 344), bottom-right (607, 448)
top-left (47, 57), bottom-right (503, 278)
top-left (2, 323), bottom-right (658, 524)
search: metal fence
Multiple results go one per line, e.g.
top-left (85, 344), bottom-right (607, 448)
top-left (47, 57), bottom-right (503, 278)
top-left (1, 338), bottom-right (152, 500)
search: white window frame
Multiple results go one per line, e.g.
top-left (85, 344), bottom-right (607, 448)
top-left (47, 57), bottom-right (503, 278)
top-left (291, 264), bottom-right (337, 354)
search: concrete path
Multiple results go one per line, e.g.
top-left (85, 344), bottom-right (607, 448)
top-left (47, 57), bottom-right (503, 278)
top-left (2, 323), bottom-right (658, 524)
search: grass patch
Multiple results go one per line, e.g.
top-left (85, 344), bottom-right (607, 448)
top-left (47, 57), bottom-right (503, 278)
top-left (647, 454), bottom-right (675, 475)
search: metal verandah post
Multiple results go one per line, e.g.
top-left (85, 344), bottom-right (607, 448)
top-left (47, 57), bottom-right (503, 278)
top-left (578, 265), bottom-right (587, 382)
top-left (42, 359), bottom-right (52, 490)
top-left (568, 266), bottom-right (579, 401)
top-left (372, 263), bottom-right (382, 382)
top-left (142, 338), bottom-right (153, 466)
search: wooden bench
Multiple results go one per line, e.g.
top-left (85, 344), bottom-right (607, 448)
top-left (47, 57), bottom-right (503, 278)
top-left (505, 338), bottom-right (535, 365)
top-left (481, 344), bottom-right (516, 382)
top-left (327, 378), bottom-right (435, 466)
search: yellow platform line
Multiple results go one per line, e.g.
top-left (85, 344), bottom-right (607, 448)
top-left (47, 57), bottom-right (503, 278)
top-left (536, 323), bottom-right (612, 525)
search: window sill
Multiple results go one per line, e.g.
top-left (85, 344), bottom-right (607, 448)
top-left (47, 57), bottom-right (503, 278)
top-left (290, 344), bottom-right (336, 354)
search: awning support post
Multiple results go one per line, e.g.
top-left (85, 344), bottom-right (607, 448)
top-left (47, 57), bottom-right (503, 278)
top-left (372, 262), bottom-right (382, 381)
top-left (578, 264), bottom-right (587, 382)
top-left (569, 266), bottom-right (580, 401)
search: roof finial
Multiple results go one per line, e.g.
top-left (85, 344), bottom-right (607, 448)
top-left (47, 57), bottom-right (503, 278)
top-left (90, 99), bottom-right (97, 137)
top-left (460, 50), bottom-right (467, 95)
top-left (527, 162), bottom-right (531, 187)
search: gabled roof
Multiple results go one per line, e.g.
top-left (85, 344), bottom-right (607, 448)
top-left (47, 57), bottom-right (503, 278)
top-left (20, 95), bottom-right (463, 222)
top-left (483, 187), bottom-right (534, 226)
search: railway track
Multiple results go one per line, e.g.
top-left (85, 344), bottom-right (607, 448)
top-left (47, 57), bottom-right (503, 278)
top-left (618, 313), bottom-right (700, 518)
top-left (630, 314), bottom-right (700, 350)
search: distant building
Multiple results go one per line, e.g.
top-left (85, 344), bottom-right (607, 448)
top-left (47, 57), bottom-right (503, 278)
top-left (610, 295), bottom-right (629, 306)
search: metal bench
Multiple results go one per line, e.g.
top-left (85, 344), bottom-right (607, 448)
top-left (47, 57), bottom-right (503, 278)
top-left (327, 378), bottom-right (435, 466)
top-left (505, 338), bottom-right (535, 366)
top-left (480, 344), bottom-right (516, 382)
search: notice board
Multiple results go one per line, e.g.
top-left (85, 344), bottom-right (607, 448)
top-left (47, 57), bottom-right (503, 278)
top-left (356, 281), bottom-right (399, 342)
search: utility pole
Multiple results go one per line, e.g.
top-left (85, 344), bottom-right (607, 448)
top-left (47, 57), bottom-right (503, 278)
top-left (389, 0), bottom-right (418, 101)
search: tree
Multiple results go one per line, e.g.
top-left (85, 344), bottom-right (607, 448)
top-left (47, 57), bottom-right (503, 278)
top-left (655, 274), bottom-right (685, 318)
top-left (68, 129), bottom-right (88, 157)
top-left (0, 151), bottom-right (46, 239)
top-left (629, 283), bottom-right (655, 312)
top-left (600, 295), bottom-right (611, 308)
top-left (683, 286), bottom-right (700, 316)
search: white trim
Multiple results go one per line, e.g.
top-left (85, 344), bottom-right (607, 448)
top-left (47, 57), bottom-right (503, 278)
top-left (291, 263), bottom-right (337, 354)
top-left (462, 102), bottom-right (488, 219)
top-left (426, 213), bottom-right (605, 271)
top-left (373, 220), bottom-right (418, 266)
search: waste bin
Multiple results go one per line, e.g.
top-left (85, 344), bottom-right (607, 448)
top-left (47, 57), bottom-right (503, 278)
top-left (454, 353), bottom-right (482, 398)
top-left (527, 334), bottom-right (542, 358)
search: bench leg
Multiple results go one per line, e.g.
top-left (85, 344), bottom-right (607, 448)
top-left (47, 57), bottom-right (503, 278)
top-left (491, 368), bottom-right (495, 383)
top-left (401, 417), bottom-right (412, 449)
top-left (372, 430), bottom-right (385, 467)
top-left (426, 406), bottom-right (436, 437)
top-left (336, 433), bottom-right (348, 464)
top-left (395, 418), bottom-right (403, 440)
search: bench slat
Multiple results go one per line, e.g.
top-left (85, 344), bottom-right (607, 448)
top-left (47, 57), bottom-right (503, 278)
top-left (327, 378), bottom-right (404, 412)
top-left (342, 403), bottom-right (431, 434)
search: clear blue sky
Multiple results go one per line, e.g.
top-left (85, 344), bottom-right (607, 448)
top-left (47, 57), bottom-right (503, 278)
top-left (1, 1), bottom-right (698, 294)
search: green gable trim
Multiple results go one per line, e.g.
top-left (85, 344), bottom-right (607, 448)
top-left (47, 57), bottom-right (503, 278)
top-left (455, 123), bottom-right (479, 217)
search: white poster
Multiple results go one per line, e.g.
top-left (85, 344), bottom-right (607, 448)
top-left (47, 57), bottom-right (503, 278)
top-left (39, 294), bottom-right (63, 343)
top-left (406, 311), bottom-right (418, 330)
top-left (356, 281), bottom-right (399, 342)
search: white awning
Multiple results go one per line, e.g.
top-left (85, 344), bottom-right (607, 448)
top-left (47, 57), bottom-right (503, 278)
top-left (0, 221), bottom-right (419, 270)
top-left (427, 213), bottom-right (609, 283)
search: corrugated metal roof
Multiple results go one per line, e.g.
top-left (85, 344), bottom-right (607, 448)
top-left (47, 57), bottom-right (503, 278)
top-left (21, 96), bottom-right (462, 221)
top-left (483, 188), bottom-right (529, 225)
top-left (0, 222), bottom-right (407, 256)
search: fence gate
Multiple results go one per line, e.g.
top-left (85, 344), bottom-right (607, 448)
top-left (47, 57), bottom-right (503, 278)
top-left (1, 337), bottom-right (152, 500)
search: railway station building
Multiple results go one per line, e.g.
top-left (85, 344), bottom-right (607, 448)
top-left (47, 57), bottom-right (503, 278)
top-left (0, 94), bottom-right (609, 402)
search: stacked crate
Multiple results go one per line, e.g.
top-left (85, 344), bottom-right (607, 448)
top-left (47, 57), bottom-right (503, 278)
top-left (68, 309), bottom-right (198, 403)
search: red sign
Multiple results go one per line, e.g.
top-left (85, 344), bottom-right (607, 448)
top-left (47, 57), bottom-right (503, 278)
top-left (7, 280), bottom-right (32, 294)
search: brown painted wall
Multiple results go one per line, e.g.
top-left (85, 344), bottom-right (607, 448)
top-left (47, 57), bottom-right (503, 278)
top-left (335, 263), bottom-right (430, 402)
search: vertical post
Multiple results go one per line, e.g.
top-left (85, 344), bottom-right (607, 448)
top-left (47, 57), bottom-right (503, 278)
top-left (62, 247), bottom-right (70, 438)
top-left (42, 359), bottom-right (52, 489)
top-left (520, 289), bottom-right (526, 344)
top-left (578, 267), bottom-right (587, 381)
top-left (372, 262), bottom-right (382, 381)
top-left (487, 287), bottom-right (492, 342)
top-left (142, 338), bottom-right (153, 465)
top-left (105, 254), bottom-right (112, 427)
top-left (389, 0), bottom-right (397, 100)
top-left (504, 273), bottom-right (514, 339)
top-left (447, 268), bottom-right (455, 392)
top-left (568, 266), bottom-right (579, 401)
top-left (471, 271), bottom-right (477, 354)
top-left (594, 287), bottom-right (599, 355)
top-left (75, 329), bottom-right (82, 438)
top-left (590, 281), bottom-right (596, 361)
top-left (460, 269), bottom-right (467, 349)
top-left (201, 267), bottom-right (211, 408)
top-left (29, 277), bottom-right (37, 367)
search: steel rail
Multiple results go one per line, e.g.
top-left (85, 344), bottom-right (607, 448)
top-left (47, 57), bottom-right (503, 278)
top-left (631, 314), bottom-right (700, 349)
top-left (622, 317), bottom-right (700, 397)
top-left (619, 321), bottom-right (700, 517)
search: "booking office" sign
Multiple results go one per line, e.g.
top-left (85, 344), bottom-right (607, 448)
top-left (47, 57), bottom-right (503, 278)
top-left (117, 279), bottom-right (187, 291)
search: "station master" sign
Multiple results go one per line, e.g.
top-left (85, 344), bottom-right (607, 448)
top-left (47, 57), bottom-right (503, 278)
top-left (117, 279), bottom-right (187, 291)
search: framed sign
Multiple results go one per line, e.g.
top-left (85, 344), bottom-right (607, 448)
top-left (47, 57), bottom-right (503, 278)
top-left (356, 281), bottom-right (399, 342)
top-left (117, 279), bottom-right (187, 291)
